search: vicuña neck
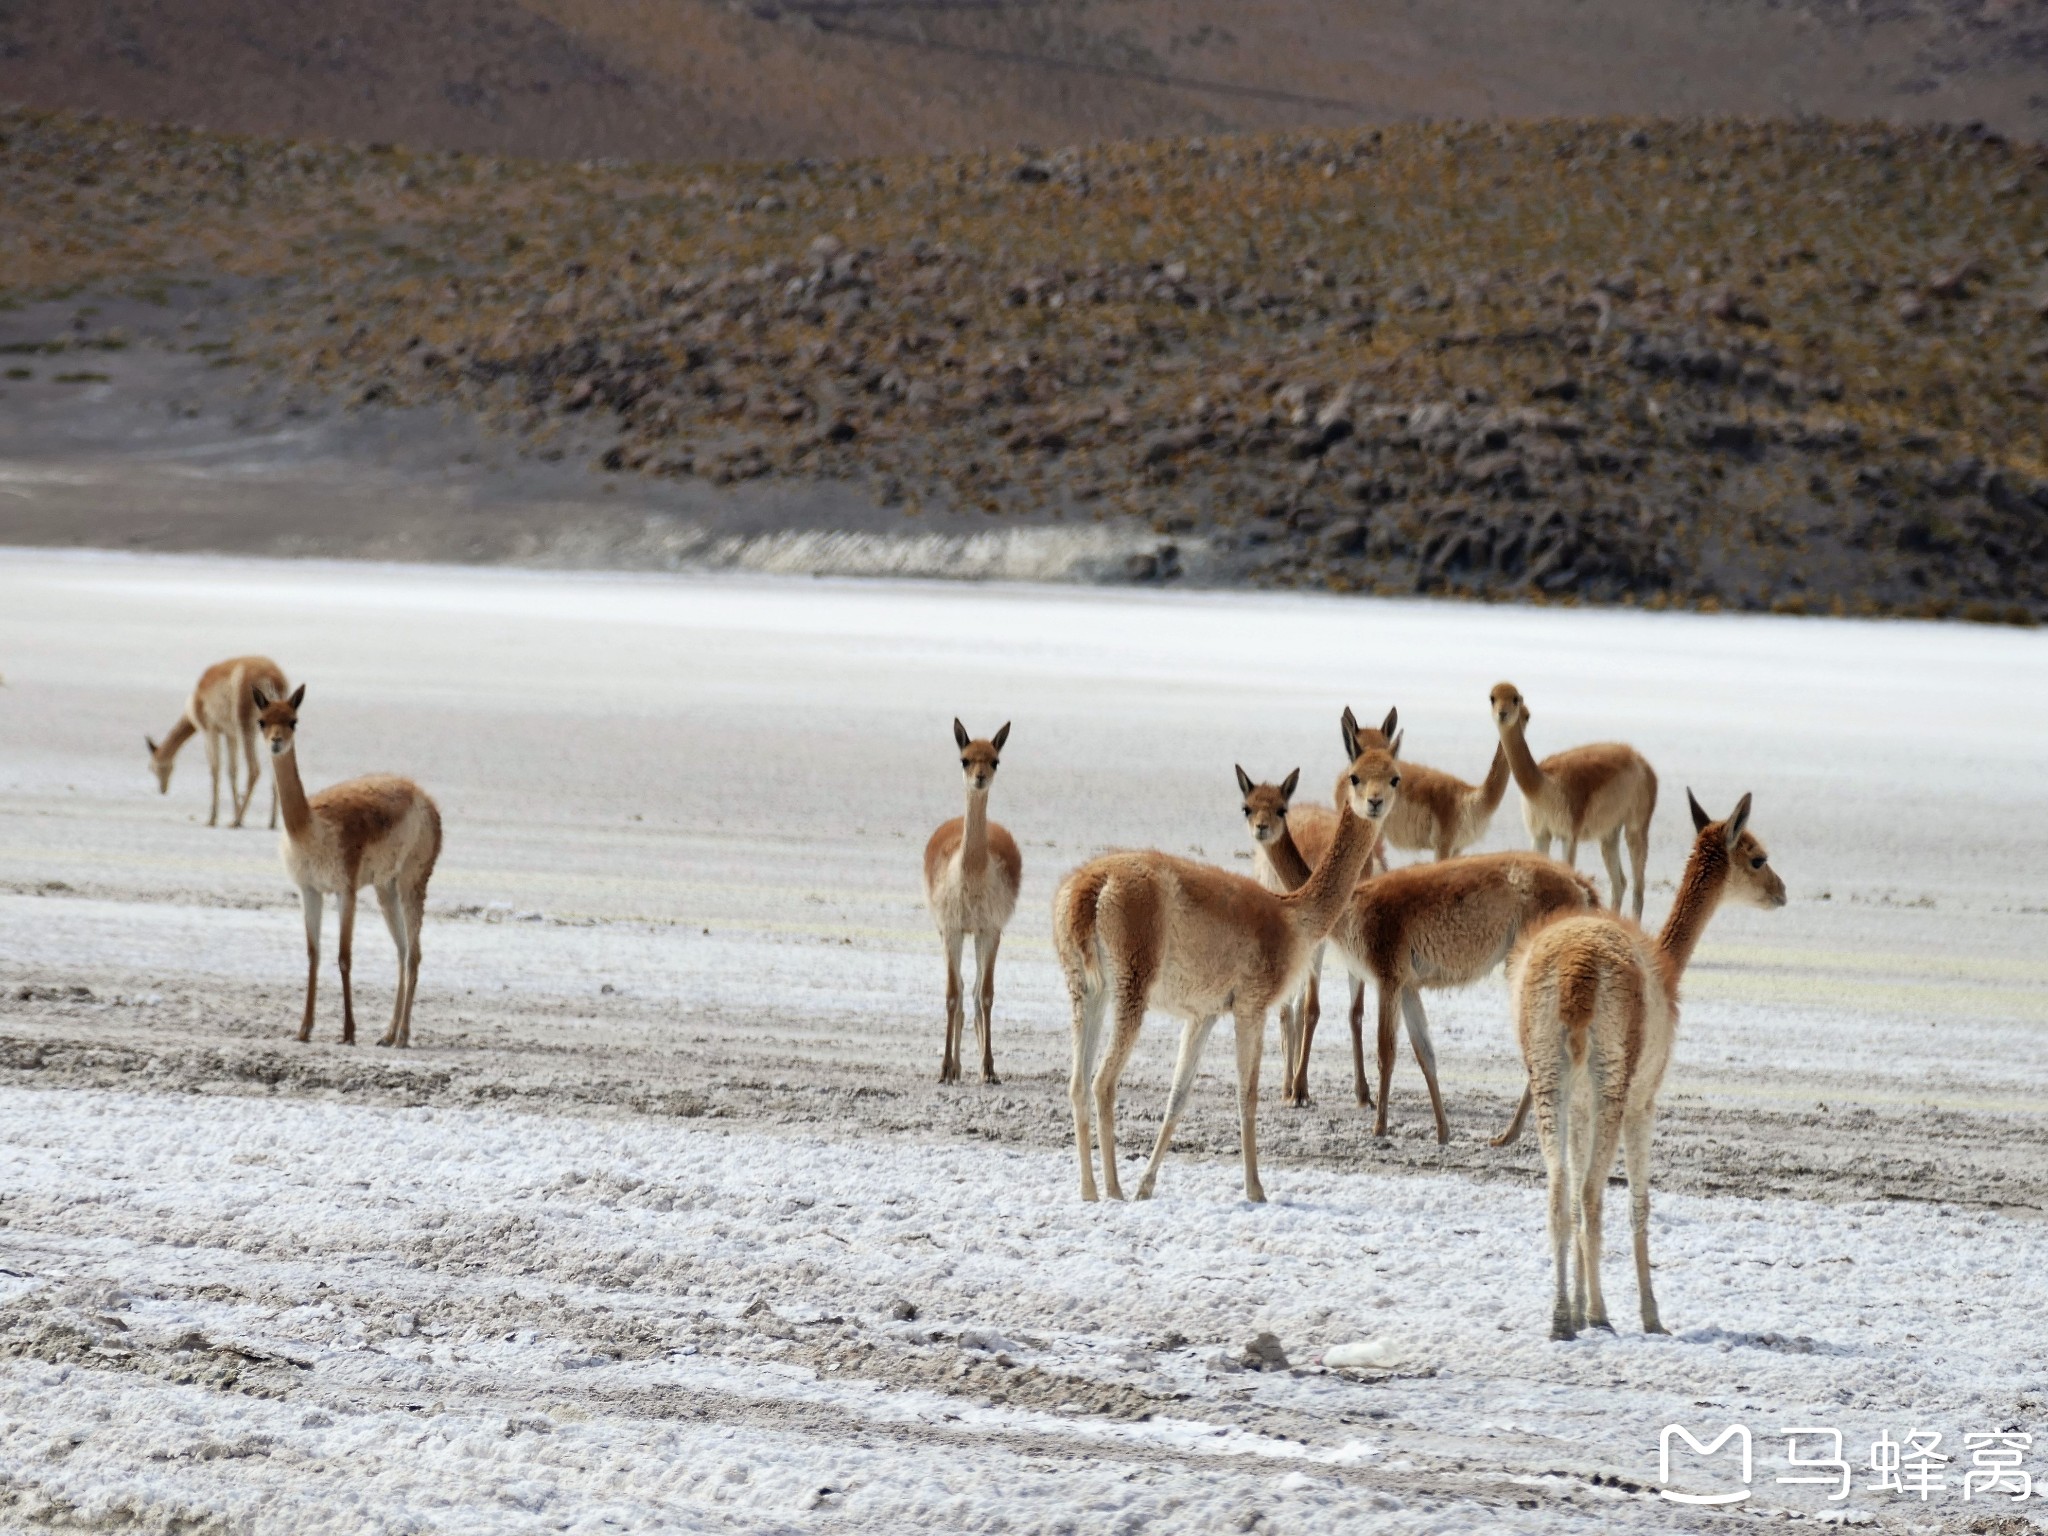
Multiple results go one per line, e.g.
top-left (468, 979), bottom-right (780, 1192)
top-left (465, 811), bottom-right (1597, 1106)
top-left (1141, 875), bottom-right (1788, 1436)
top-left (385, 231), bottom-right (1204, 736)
top-left (1498, 716), bottom-right (1548, 799)
top-left (1655, 837), bottom-right (1729, 984)
top-left (1476, 740), bottom-right (1512, 816)
top-left (960, 788), bottom-right (990, 872)
top-left (270, 746), bottom-right (314, 839)
top-left (156, 716), bottom-right (196, 764)
top-left (1259, 825), bottom-right (1313, 892)
top-left (1282, 798), bottom-right (1380, 936)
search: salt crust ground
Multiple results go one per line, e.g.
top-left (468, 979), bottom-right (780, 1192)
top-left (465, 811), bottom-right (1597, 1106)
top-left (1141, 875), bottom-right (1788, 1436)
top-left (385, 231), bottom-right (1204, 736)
top-left (1, 551), bottom-right (2045, 1532)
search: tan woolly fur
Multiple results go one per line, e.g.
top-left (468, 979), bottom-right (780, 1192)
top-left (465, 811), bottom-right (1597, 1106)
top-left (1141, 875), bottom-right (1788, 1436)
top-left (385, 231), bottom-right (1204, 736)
top-left (147, 655), bottom-right (288, 829)
top-left (1053, 715), bottom-right (1399, 1204)
top-left (1489, 682), bottom-right (1659, 920)
top-left (922, 719), bottom-right (1023, 1085)
top-left (254, 684), bottom-right (443, 1049)
top-left (1511, 789), bottom-right (1786, 1340)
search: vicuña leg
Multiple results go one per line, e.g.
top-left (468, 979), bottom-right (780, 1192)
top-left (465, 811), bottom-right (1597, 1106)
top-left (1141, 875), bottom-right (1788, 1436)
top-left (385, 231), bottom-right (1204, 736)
top-left (1233, 1005), bottom-right (1267, 1203)
top-left (296, 886), bottom-right (323, 1043)
top-left (1623, 1113), bottom-right (1665, 1333)
top-left (1133, 1012), bottom-right (1219, 1200)
top-left (204, 728), bottom-right (223, 827)
top-left (1577, 1087), bottom-right (1627, 1332)
top-left (1600, 831), bottom-right (1627, 913)
top-left (1532, 1064), bottom-right (1575, 1340)
top-left (1532, 831), bottom-right (1554, 860)
top-left (1626, 822), bottom-right (1651, 923)
top-left (972, 928), bottom-right (1002, 1084)
top-left (374, 881), bottom-right (406, 1047)
top-left (1371, 982), bottom-right (1401, 1137)
top-left (238, 723), bottom-right (264, 827)
top-left (398, 882), bottom-right (426, 1048)
top-left (336, 885), bottom-right (359, 1045)
top-left (1490, 1085), bottom-right (1534, 1147)
top-left (938, 928), bottom-right (965, 1083)
top-left (1398, 988), bottom-right (1450, 1144)
top-left (1066, 976), bottom-right (1109, 1201)
top-left (1292, 963), bottom-right (1322, 1107)
top-left (1277, 994), bottom-right (1302, 1108)
top-left (1347, 981), bottom-right (1371, 1109)
top-left (1094, 978), bottom-right (1151, 1201)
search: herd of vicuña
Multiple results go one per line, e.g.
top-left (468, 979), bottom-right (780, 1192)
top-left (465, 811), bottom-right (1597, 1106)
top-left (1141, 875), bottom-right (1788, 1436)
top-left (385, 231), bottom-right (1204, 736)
top-left (147, 657), bottom-right (1782, 1338)
top-left (918, 685), bottom-right (1784, 1341)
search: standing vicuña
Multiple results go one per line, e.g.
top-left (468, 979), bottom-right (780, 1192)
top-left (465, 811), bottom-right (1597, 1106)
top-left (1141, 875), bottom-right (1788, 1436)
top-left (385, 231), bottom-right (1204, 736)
top-left (923, 720), bottom-right (1021, 1084)
top-left (1514, 790), bottom-right (1784, 1339)
top-left (1281, 707), bottom-right (1512, 1101)
top-left (1490, 682), bottom-right (1657, 920)
top-left (148, 656), bottom-right (288, 829)
top-left (1235, 764), bottom-right (1335, 1110)
top-left (1321, 853), bottom-right (1600, 1138)
top-left (1055, 716), bottom-right (1398, 1203)
top-left (255, 685), bottom-right (442, 1048)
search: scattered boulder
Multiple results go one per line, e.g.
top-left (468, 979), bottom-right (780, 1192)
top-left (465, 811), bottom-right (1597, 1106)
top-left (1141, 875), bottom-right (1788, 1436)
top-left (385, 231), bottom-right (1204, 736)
top-left (1239, 1332), bottom-right (1290, 1372)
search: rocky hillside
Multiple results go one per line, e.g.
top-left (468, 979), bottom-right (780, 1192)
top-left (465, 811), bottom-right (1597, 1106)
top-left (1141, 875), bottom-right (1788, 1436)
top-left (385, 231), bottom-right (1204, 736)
top-left (2, 0), bottom-right (2047, 161)
top-left (3, 107), bottom-right (2046, 617)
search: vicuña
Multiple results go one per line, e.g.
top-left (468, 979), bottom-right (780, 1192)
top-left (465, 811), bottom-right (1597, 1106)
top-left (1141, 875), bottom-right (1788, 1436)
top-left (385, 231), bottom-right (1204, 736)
top-left (1512, 789), bottom-right (1784, 1339)
top-left (255, 685), bottom-right (442, 1048)
top-left (1490, 682), bottom-right (1658, 920)
top-left (1055, 714), bottom-right (1398, 1203)
top-left (148, 656), bottom-right (288, 829)
top-left (922, 719), bottom-right (1021, 1084)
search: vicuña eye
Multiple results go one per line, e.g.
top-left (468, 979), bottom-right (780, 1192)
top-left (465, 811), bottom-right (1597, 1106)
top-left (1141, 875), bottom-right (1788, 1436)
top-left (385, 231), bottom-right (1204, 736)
top-left (1751, 856), bottom-right (1767, 869)
top-left (1348, 774), bottom-right (1359, 786)
top-left (1391, 775), bottom-right (1402, 788)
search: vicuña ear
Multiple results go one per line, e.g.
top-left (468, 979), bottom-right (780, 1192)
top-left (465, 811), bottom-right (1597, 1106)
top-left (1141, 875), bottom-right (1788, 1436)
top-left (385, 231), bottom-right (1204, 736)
top-left (1235, 764), bottom-right (1254, 796)
top-left (146, 735), bottom-right (159, 754)
top-left (1279, 767), bottom-right (1300, 801)
top-left (953, 718), bottom-right (969, 750)
top-left (1380, 706), bottom-right (1398, 739)
top-left (250, 689), bottom-right (269, 710)
top-left (1724, 792), bottom-right (1753, 848)
top-left (287, 685), bottom-right (306, 709)
top-left (991, 722), bottom-right (1010, 752)
top-left (1340, 708), bottom-right (1360, 761)
top-left (1687, 787), bottom-right (1710, 832)
top-left (1390, 728), bottom-right (1405, 758)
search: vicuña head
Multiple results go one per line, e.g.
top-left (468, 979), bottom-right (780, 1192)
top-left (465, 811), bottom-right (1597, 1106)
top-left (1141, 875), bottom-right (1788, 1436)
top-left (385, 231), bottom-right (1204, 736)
top-left (1686, 788), bottom-right (1787, 912)
top-left (953, 718), bottom-right (1009, 793)
top-left (145, 736), bottom-right (175, 794)
top-left (1236, 765), bottom-right (1301, 847)
top-left (253, 684), bottom-right (307, 754)
top-left (1488, 682), bottom-right (1529, 731)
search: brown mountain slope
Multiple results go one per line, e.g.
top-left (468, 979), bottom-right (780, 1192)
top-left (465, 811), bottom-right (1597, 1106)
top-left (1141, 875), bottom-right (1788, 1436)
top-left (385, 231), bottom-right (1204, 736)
top-left (4, 109), bottom-right (2045, 619)
top-left (1, 0), bottom-right (2045, 163)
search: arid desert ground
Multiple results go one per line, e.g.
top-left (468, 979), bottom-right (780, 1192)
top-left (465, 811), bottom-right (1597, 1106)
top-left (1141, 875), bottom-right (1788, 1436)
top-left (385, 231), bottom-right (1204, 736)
top-left (2, 549), bottom-right (2046, 1531)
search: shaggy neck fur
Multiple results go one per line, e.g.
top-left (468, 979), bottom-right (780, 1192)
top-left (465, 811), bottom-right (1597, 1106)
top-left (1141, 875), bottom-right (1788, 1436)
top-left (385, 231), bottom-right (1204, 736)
top-left (1497, 711), bottom-right (1549, 800)
top-left (959, 787), bottom-right (990, 875)
top-left (1282, 799), bottom-right (1379, 938)
top-left (269, 742), bottom-right (315, 840)
top-left (1259, 818), bottom-right (1315, 891)
top-left (154, 715), bottom-right (196, 765)
top-left (1654, 831), bottom-right (1730, 993)
top-left (1475, 741), bottom-right (1512, 817)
